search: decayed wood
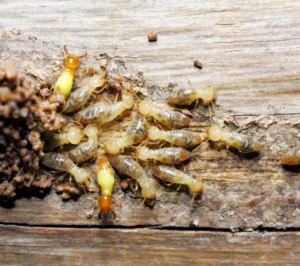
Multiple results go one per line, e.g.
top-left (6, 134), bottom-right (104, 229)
top-left (0, 225), bottom-right (299, 266)
top-left (0, 116), bottom-right (299, 229)
top-left (0, 0), bottom-right (300, 230)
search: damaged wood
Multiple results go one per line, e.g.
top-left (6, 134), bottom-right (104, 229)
top-left (0, 0), bottom-right (299, 231)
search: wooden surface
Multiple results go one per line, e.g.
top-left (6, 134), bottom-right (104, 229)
top-left (1, 225), bottom-right (300, 266)
top-left (0, 0), bottom-right (300, 265)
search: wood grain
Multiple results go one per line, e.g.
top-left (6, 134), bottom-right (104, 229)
top-left (0, 224), bottom-right (300, 266)
top-left (0, 0), bottom-right (300, 230)
top-left (1, 0), bottom-right (300, 115)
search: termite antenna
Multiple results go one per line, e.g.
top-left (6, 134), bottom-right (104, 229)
top-left (140, 198), bottom-right (146, 206)
top-left (191, 139), bottom-right (209, 154)
top-left (63, 45), bottom-right (87, 58)
top-left (63, 45), bottom-right (69, 55)
top-left (114, 92), bottom-right (119, 104)
top-left (79, 50), bottom-right (88, 58)
top-left (190, 193), bottom-right (196, 210)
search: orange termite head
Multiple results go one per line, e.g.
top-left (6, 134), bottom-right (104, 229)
top-left (98, 195), bottom-right (115, 220)
top-left (64, 45), bottom-right (87, 69)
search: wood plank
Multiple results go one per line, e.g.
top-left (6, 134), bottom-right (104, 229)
top-left (0, 0), bottom-right (300, 229)
top-left (0, 225), bottom-right (300, 266)
top-left (0, 0), bottom-right (300, 115)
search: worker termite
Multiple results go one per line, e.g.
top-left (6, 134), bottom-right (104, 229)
top-left (62, 74), bottom-right (106, 113)
top-left (152, 165), bottom-right (203, 195)
top-left (96, 156), bottom-right (115, 219)
top-left (136, 147), bottom-right (191, 165)
top-left (281, 148), bottom-right (300, 165)
top-left (105, 113), bottom-right (147, 154)
top-left (54, 46), bottom-right (87, 98)
top-left (148, 126), bottom-right (207, 148)
top-left (167, 85), bottom-right (216, 106)
top-left (44, 125), bottom-right (84, 150)
top-left (208, 125), bottom-right (262, 153)
top-left (68, 125), bottom-right (99, 163)
top-left (137, 100), bottom-right (191, 129)
top-left (74, 91), bottom-right (134, 125)
top-left (41, 152), bottom-right (90, 186)
top-left (108, 155), bottom-right (157, 201)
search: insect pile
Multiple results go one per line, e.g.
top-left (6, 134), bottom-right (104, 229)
top-left (1, 46), bottom-right (298, 223)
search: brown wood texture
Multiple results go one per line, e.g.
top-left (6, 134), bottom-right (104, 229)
top-left (0, 1), bottom-right (300, 263)
top-left (0, 224), bottom-right (299, 266)
top-left (0, 0), bottom-right (299, 229)
top-left (0, 0), bottom-right (300, 265)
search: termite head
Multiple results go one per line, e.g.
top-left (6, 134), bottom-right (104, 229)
top-left (188, 177), bottom-right (204, 194)
top-left (122, 92), bottom-right (134, 109)
top-left (64, 45), bottom-right (87, 69)
top-left (148, 126), bottom-right (162, 140)
top-left (201, 85), bottom-right (216, 105)
top-left (135, 146), bottom-right (150, 161)
top-left (137, 100), bottom-right (152, 115)
top-left (208, 125), bottom-right (222, 141)
top-left (98, 195), bottom-right (115, 220)
top-left (88, 75), bottom-right (106, 88)
top-left (67, 126), bottom-right (84, 144)
top-left (141, 180), bottom-right (157, 200)
top-left (84, 124), bottom-right (98, 138)
top-left (73, 168), bottom-right (90, 186)
top-left (104, 140), bottom-right (122, 155)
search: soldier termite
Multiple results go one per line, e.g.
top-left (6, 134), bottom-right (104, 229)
top-left (167, 84), bottom-right (216, 106)
top-left (136, 146), bottom-right (191, 165)
top-left (96, 156), bottom-right (116, 220)
top-left (68, 125), bottom-right (99, 163)
top-left (54, 46), bottom-right (87, 98)
top-left (207, 125), bottom-right (262, 153)
top-left (108, 155), bottom-right (157, 201)
top-left (281, 148), bottom-right (300, 165)
top-left (41, 152), bottom-right (90, 187)
top-left (148, 126), bottom-right (207, 148)
top-left (137, 100), bottom-right (191, 129)
top-left (152, 165), bottom-right (203, 195)
top-left (105, 113), bottom-right (147, 154)
top-left (74, 91), bottom-right (134, 125)
top-left (62, 74), bottom-right (106, 113)
top-left (44, 125), bottom-right (84, 150)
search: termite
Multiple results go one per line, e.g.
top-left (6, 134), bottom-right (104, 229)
top-left (148, 126), bottom-right (207, 148)
top-left (281, 148), bottom-right (300, 165)
top-left (54, 46), bottom-right (87, 98)
top-left (96, 156), bottom-right (115, 219)
top-left (105, 113), bottom-right (147, 154)
top-left (208, 125), bottom-right (262, 153)
top-left (44, 125), bottom-right (84, 150)
top-left (136, 146), bottom-right (191, 165)
top-left (68, 125), bottom-right (99, 163)
top-left (41, 152), bottom-right (90, 186)
top-left (108, 155), bottom-right (157, 200)
top-left (62, 74), bottom-right (106, 113)
top-left (152, 165), bottom-right (203, 195)
top-left (167, 85), bottom-right (216, 106)
top-left (137, 100), bottom-right (191, 129)
top-left (74, 91), bottom-right (134, 125)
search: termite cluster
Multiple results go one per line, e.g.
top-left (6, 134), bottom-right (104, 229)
top-left (1, 46), bottom-right (299, 222)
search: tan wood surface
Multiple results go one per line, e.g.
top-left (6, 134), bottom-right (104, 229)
top-left (0, 0), bottom-right (300, 264)
top-left (1, 224), bottom-right (300, 266)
